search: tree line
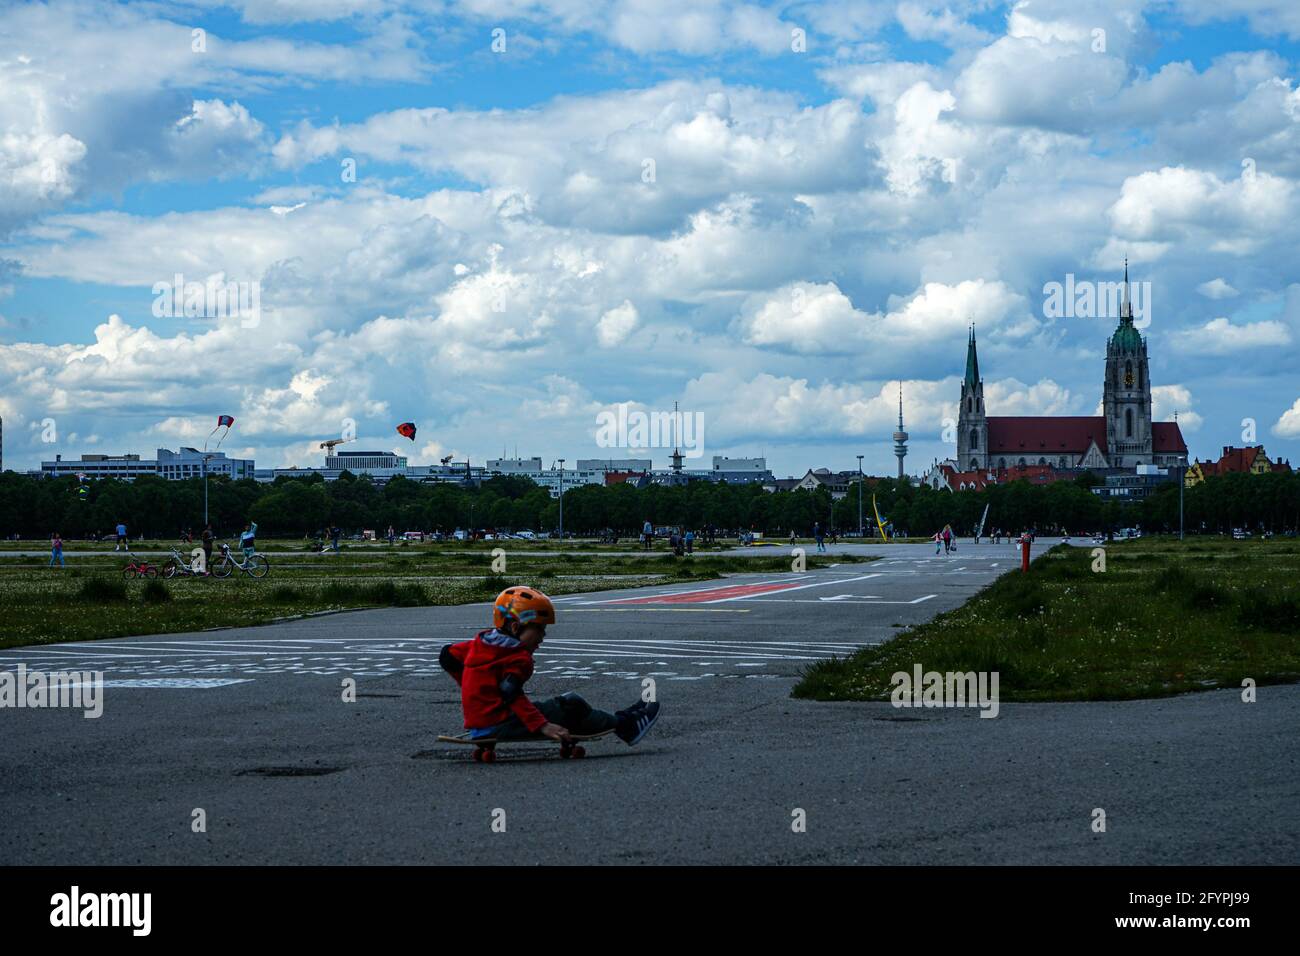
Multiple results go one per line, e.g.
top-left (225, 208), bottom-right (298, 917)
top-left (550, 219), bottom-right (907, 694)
top-left (1, 468), bottom-right (1297, 540)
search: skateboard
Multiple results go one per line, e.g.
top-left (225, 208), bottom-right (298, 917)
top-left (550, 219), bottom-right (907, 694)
top-left (436, 729), bottom-right (615, 763)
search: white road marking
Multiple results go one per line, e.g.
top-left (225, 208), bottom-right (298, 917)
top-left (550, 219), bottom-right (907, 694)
top-left (98, 678), bottom-right (254, 689)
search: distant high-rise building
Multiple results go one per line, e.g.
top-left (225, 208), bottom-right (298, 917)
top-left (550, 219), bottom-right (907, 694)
top-left (486, 456), bottom-right (543, 474)
top-left (41, 448), bottom-right (254, 481)
top-left (326, 450), bottom-right (408, 472)
top-left (577, 458), bottom-right (653, 472)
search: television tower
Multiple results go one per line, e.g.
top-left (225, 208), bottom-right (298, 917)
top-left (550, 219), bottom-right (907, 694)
top-left (892, 383), bottom-right (909, 480)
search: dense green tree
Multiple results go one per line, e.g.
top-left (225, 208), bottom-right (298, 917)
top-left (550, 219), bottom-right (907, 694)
top-left (1, 469), bottom-right (1297, 539)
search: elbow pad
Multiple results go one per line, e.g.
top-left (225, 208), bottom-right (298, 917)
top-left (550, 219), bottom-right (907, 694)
top-left (438, 644), bottom-right (462, 676)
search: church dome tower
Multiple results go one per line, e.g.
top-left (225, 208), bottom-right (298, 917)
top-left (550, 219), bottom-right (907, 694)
top-left (956, 326), bottom-right (988, 470)
top-left (1103, 261), bottom-right (1154, 467)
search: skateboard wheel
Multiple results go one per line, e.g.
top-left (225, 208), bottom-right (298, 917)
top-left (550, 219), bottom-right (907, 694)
top-left (473, 748), bottom-right (484, 763)
top-left (571, 745), bottom-right (586, 759)
top-left (481, 748), bottom-right (496, 763)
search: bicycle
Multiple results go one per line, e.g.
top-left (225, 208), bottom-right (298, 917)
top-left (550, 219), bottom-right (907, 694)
top-left (162, 546), bottom-right (207, 578)
top-left (122, 553), bottom-right (159, 579)
top-left (213, 543), bottom-right (270, 579)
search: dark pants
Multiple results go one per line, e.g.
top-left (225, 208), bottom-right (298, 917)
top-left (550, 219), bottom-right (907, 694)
top-left (491, 693), bottom-right (618, 740)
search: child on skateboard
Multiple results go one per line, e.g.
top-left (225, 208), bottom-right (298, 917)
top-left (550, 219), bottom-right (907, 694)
top-left (439, 586), bottom-right (661, 746)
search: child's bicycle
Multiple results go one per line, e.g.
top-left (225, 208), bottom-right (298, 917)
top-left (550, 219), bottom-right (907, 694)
top-left (122, 553), bottom-right (160, 579)
top-left (212, 542), bottom-right (270, 579)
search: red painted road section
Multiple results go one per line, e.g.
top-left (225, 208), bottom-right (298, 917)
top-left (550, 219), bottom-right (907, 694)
top-left (609, 581), bottom-right (802, 604)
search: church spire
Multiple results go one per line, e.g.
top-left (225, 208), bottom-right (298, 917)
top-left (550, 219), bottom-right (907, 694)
top-left (1111, 260), bottom-right (1143, 352)
top-left (1121, 257), bottom-right (1133, 322)
top-left (964, 325), bottom-right (980, 388)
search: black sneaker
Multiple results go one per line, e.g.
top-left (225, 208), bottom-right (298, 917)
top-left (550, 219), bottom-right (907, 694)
top-left (614, 699), bottom-right (647, 720)
top-left (616, 700), bottom-right (661, 745)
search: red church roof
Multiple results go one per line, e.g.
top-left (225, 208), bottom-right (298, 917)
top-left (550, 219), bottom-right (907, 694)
top-left (1152, 422), bottom-right (1187, 453)
top-left (986, 417), bottom-right (1107, 454)
top-left (985, 416), bottom-right (1187, 456)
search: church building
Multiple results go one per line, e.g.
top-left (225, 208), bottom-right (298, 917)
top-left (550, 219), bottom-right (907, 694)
top-left (956, 268), bottom-right (1188, 472)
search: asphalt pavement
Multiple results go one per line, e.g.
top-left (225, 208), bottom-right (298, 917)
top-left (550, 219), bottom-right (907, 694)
top-left (2, 539), bottom-right (1295, 864)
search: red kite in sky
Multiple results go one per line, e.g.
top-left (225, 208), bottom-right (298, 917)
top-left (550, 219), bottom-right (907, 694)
top-left (208, 414), bottom-right (235, 450)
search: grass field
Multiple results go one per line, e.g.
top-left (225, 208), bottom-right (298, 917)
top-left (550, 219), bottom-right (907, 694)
top-left (0, 549), bottom-right (872, 649)
top-left (794, 539), bottom-right (1300, 703)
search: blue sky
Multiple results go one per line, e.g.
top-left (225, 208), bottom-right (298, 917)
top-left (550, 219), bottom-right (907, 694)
top-left (3, 0), bottom-right (1300, 476)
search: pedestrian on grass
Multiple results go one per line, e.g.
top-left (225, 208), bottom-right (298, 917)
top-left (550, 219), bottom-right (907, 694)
top-left (115, 521), bottom-right (128, 552)
top-left (814, 522), bottom-right (825, 553)
top-left (50, 532), bottom-right (65, 568)
top-left (240, 521), bottom-right (258, 560)
top-left (201, 524), bottom-right (214, 574)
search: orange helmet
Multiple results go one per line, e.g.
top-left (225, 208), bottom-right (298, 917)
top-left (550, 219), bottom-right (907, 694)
top-left (492, 586), bottom-right (556, 631)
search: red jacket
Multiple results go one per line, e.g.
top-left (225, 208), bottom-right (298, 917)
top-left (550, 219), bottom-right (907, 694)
top-left (441, 630), bottom-right (547, 733)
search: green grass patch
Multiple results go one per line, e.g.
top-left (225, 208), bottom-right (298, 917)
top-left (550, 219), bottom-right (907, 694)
top-left (79, 576), bottom-right (128, 602)
top-left (140, 579), bottom-right (172, 604)
top-left (793, 540), bottom-right (1300, 703)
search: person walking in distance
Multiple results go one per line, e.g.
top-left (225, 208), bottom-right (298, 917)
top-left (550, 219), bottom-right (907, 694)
top-left (642, 518), bottom-right (653, 551)
top-left (50, 532), bottom-right (66, 568)
top-left (114, 521), bottom-right (128, 552)
top-left (942, 524), bottom-right (953, 554)
top-left (814, 521), bottom-right (826, 553)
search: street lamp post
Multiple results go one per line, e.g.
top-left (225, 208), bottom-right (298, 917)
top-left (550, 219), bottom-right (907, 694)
top-left (202, 453), bottom-right (215, 526)
top-left (856, 455), bottom-right (864, 538)
top-left (557, 459), bottom-right (565, 542)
